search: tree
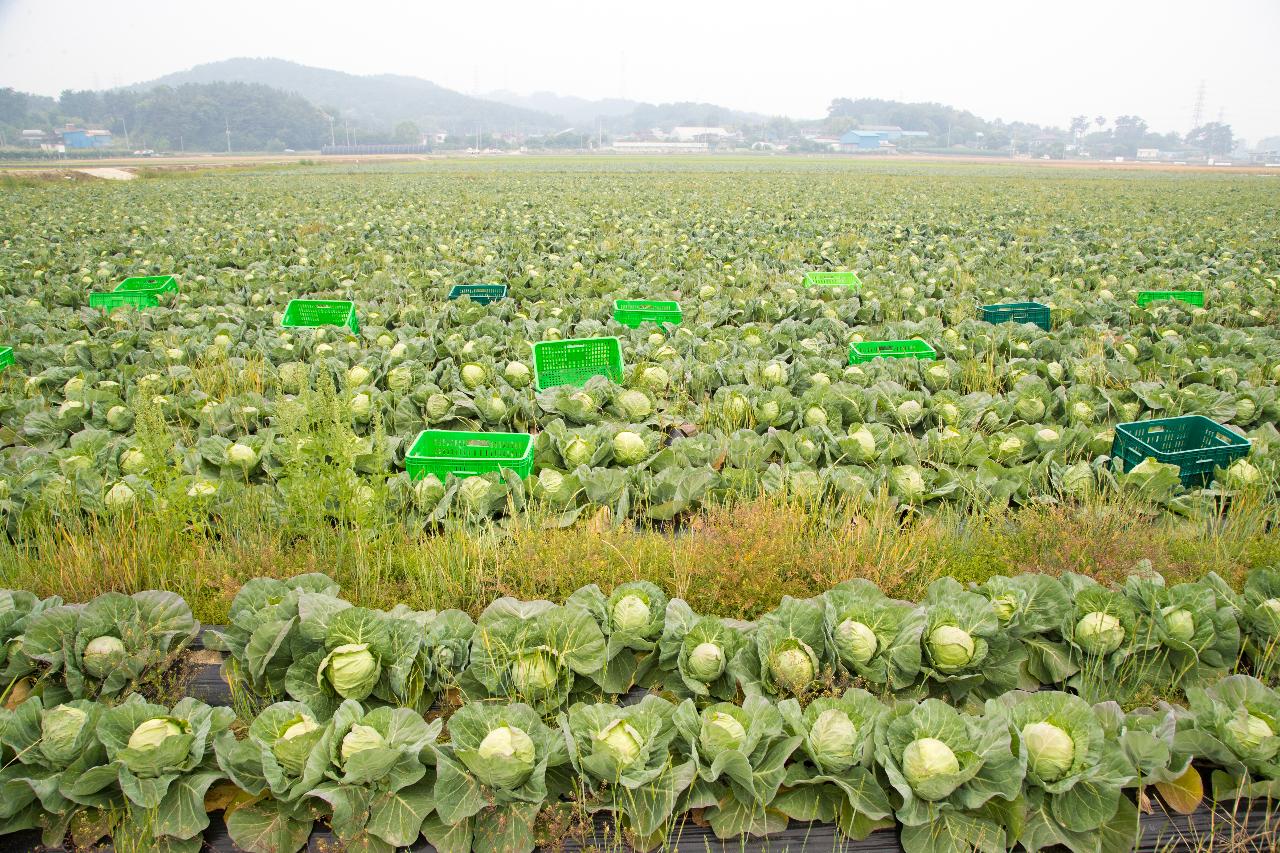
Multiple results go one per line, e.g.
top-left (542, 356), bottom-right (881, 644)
top-left (1069, 115), bottom-right (1090, 140)
top-left (393, 121), bottom-right (421, 144)
top-left (1094, 116), bottom-right (1106, 130)
top-left (1186, 122), bottom-right (1236, 157)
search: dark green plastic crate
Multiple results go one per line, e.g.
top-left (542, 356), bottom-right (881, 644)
top-left (406, 429), bottom-right (534, 480)
top-left (281, 299), bottom-right (359, 333)
top-left (449, 284), bottom-right (507, 305)
top-left (532, 336), bottom-right (624, 390)
top-left (89, 275), bottom-right (179, 309)
top-left (848, 339), bottom-right (937, 365)
top-left (1112, 415), bottom-right (1250, 486)
top-left (614, 299), bottom-right (682, 328)
top-left (1136, 290), bottom-right (1204, 308)
top-left (803, 271), bottom-right (862, 290)
top-left (981, 301), bottom-right (1050, 331)
top-left (0, 347), bottom-right (12, 371)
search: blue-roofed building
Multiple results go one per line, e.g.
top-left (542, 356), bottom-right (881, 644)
top-left (840, 130), bottom-right (887, 151)
top-left (839, 127), bottom-right (930, 152)
top-left (60, 126), bottom-right (114, 149)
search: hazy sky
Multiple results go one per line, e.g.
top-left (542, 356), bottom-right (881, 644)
top-left (2, 0), bottom-right (1277, 142)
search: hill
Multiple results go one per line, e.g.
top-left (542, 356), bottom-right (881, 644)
top-left (134, 58), bottom-right (566, 134)
top-left (486, 90), bottom-right (772, 133)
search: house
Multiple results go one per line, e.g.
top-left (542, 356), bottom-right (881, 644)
top-left (60, 125), bottom-right (113, 149)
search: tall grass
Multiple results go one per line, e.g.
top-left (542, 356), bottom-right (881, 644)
top-left (2, 486), bottom-right (1275, 626)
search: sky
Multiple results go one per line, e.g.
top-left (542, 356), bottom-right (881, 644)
top-left (1, 0), bottom-right (1278, 143)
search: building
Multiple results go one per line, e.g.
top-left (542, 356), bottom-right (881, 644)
top-left (611, 140), bottom-right (709, 153)
top-left (839, 130), bottom-right (889, 151)
top-left (60, 125), bottom-right (114, 149)
top-left (670, 126), bottom-right (733, 142)
top-left (838, 128), bottom-right (929, 152)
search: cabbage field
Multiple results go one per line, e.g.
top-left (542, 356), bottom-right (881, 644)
top-left (1, 160), bottom-right (1277, 534)
top-left (0, 158), bottom-right (1279, 852)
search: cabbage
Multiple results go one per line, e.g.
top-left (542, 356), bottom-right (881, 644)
top-left (83, 635), bottom-right (127, 677)
top-left (227, 443), bottom-right (258, 467)
top-left (120, 448), bottom-right (147, 475)
top-left (688, 641), bottom-right (726, 681)
top-left (274, 716), bottom-right (323, 775)
top-left (896, 399), bottom-right (923, 425)
top-left (1226, 459), bottom-right (1261, 488)
top-left (809, 709), bottom-right (858, 772)
top-left (1161, 606), bottom-right (1195, 643)
top-left (1021, 721), bottom-right (1075, 782)
top-left (1076, 611), bottom-right (1125, 654)
top-left (41, 705), bottom-right (88, 763)
top-left (892, 465), bottom-right (927, 501)
top-left (1225, 713), bottom-right (1274, 755)
top-left (321, 643), bottom-right (380, 699)
top-left (387, 365), bottom-right (413, 392)
top-left (927, 625), bottom-right (975, 671)
top-left (638, 365), bottom-right (669, 391)
top-left (105, 482), bottom-right (136, 509)
top-left (426, 392), bottom-right (452, 421)
top-left (128, 717), bottom-right (184, 751)
top-left (902, 737), bottom-right (960, 794)
top-left (702, 711), bottom-right (746, 754)
top-left (803, 406), bottom-right (828, 428)
top-left (834, 619), bottom-right (878, 664)
top-left (761, 362), bottom-right (788, 386)
top-left (349, 392), bottom-right (372, 419)
top-left (512, 652), bottom-right (558, 695)
top-left (595, 719), bottom-right (643, 767)
top-left (475, 725), bottom-right (536, 787)
top-left (770, 645), bottom-right (815, 693)
top-left (106, 405), bottom-right (133, 431)
top-left (345, 365), bottom-right (370, 386)
top-left (847, 426), bottom-right (876, 461)
top-left (340, 723), bottom-right (385, 762)
top-left (617, 389), bottom-right (652, 420)
top-left (563, 436), bottom-right (594, 468)
top-left (613, 431), bottom-right (647, 465)
top-left (460, 363), bottom-right (487, 389)
top-left (612, 594), bottom-right (650, 632)
top-left (504, 361), bottom-right (532, 387)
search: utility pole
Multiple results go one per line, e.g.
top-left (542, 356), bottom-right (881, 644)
top-left (1191, 80), bottom-right (1206, 132)
top-left (476, 122), bottom-right (481, 152)
top-left (122, 116), bottom-right (130, 149)
top-left (224, 118), bottom-right (231, 153)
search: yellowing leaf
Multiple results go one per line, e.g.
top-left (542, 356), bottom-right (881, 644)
top-left (1155, 765), bottom-right (1204, 815)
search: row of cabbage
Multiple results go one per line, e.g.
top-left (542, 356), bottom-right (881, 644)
top-left (3, 297), bottom-right (1278, 528)
top-left (5, 568), bottom-right (1280, 723)
top-left (4, 586), bottom-right (1280, 853)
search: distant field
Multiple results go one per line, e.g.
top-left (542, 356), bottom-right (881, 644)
top-left (0, 157), bottom-right (1276, 619)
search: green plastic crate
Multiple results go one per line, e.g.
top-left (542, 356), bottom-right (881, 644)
top-left (803, 271), bottom-right (862, 290)
top-left (449, 283), bottom-right (507, 305)
top-left (848, 339), bottom-right (937, 365)
top-left (532, 336), bottom-right (624, 390)
top-left (1112, 415), bottom-right (1250, 487)
top-left (89, 275), bottom-right (179, 309)
top-left (614, 299), bottom-right (682, 328)
top-left (1136, 290), bottom-right (1204, 308)
top-left (281, 299), bottom-right (359, 333)
top-left (981, 301), bottom-right (1051, 331)
top-left (0, 347), bottom-right (12, 371)
top-left (405, 429), bottom-right (534, 480)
